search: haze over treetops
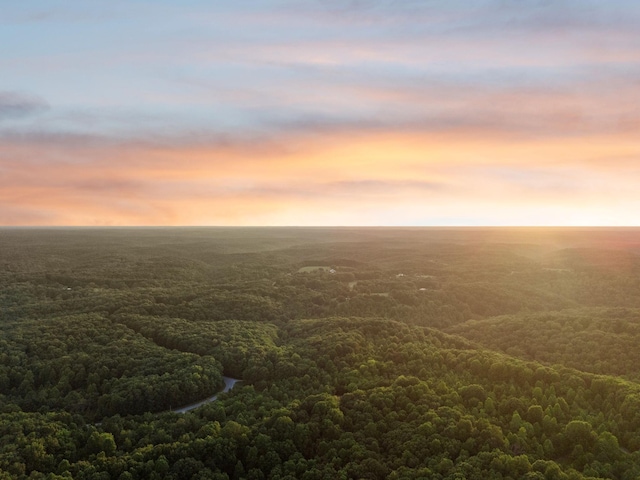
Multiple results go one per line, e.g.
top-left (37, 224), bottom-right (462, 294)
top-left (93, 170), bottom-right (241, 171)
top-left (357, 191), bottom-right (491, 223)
top-left (2, 1), bottom-right (639, 226)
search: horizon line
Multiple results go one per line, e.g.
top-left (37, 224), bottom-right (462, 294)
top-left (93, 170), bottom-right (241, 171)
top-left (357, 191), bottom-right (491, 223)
top-left (2, 225), bottom-right (640, 229)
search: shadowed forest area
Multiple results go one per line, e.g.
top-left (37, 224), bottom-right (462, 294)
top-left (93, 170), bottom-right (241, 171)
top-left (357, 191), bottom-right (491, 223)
top-left (2, 227), bottom-right (640, 479)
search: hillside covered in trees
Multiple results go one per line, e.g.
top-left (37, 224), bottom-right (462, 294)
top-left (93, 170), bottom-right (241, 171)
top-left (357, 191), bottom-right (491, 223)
top-left (2, 227), bottom-right (640, 479)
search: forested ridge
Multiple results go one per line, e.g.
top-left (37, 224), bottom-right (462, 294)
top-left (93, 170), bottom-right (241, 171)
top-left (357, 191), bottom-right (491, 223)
top-left (2, 227), bottom-right (640, 479)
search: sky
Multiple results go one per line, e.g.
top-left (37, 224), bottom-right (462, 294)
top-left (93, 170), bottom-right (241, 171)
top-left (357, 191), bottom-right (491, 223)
top-left (1, 0), bottom-right (640, 226)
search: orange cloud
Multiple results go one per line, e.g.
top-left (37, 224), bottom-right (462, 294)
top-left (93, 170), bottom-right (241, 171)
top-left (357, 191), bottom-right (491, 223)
top-left (2, 124), bottom-right (639, 226)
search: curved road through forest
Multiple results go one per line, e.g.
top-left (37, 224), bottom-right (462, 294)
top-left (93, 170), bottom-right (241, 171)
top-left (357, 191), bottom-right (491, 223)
top-left (173, 376), bottom-right (240, 413)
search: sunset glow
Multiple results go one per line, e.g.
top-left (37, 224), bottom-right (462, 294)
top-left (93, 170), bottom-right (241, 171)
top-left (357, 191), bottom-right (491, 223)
top-left (2, 1), bottom-right (640, 225)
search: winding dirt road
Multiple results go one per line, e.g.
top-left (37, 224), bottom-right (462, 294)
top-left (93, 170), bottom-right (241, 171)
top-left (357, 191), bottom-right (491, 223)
top-left (173, 376), bottom-right (240, 413)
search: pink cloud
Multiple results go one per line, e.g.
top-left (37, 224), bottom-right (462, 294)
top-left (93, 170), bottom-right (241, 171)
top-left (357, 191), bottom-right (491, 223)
top-left (2, 123), bottom-right (639, 226)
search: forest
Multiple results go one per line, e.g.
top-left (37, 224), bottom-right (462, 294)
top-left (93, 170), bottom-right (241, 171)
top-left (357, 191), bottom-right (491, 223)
top-left (2, 227), bottom-right (640, 479)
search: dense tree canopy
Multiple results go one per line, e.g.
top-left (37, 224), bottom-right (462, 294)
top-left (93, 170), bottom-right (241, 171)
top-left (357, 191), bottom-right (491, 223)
top-left (2, 227), bottom-right (640, 479)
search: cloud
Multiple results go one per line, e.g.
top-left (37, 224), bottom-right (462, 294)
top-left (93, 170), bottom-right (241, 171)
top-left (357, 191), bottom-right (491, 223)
top-left (2, 1), bottom-right (640, 225)
top-left (0, 92), bottom-right (49, 120)
top-left (1, 119), bottom-right (639, 226)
